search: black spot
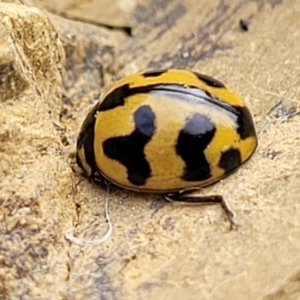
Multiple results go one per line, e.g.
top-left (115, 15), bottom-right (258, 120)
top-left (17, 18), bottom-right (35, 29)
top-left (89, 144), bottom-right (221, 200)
top-left (76, 103), bottom-right (98, 174)
top-left (142, 69), bottom-right (168, 78)
top-left (219, 148), bottom-right (242, 173)
top-left (98, 84), bottom-right (131, 111)
top-left (204, 89), bottom-right (212, 97)
top-left (176, 113), bottom-right (216, 181)
top-left (239, 19), bottom-right (249, 31)
top-left (103, 105), bottom-right (155, 186)
top-left (234, 106), bottom-right (257, 140)
top-left (193, 72), bottom-right (225, 88)
top-left (134, 105), bottom-right (156, 137)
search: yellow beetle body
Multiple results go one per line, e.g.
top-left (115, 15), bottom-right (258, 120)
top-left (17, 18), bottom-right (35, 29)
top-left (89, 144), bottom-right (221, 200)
top-left (76, 69), bottom-right (258, 227)
top-left (77, 69), bottom-right (257, 191)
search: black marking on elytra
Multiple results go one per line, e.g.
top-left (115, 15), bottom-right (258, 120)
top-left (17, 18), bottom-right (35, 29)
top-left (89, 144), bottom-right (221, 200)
top-left (219, 148), bottom-right (242, 173)
top-left (234, 105), bottom-right (257, 140)
top-left (193, 72), bottom-right (225, 88)
top-left (134, 105), bottom-right (156, 136)
top-left (103, 105), bottom-right (155, 186)
top-left (176, 113), bottom-right (216, 181)
top-left (204, 90), bottom-right (212, 98)
top-left (98, 84), bottom-right (131, 111)
top-left (76, 103), bottom-right (99, 175)
top-left (142, 69), bottom-right (168, 78)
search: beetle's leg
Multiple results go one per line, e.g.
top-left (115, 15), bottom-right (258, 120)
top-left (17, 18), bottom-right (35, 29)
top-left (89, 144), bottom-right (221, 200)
top-left (165, 189), bottom-right (236, 229)
top-left (93, 171), bottom-right (115, 190)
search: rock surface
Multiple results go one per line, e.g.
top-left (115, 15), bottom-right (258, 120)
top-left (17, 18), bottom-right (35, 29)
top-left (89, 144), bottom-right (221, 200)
top-left (1, 0), bottom-right (300, 299)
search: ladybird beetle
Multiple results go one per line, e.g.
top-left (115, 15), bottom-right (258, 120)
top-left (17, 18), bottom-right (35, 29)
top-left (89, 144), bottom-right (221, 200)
top-left (76, 69), bottom-right (258, 227)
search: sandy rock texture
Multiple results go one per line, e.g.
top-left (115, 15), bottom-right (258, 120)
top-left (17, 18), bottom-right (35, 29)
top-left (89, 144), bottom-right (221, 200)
top-left (0, 2), bottom-right (73, 298)
top-left (1, 0), bottom-right (300, 299)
